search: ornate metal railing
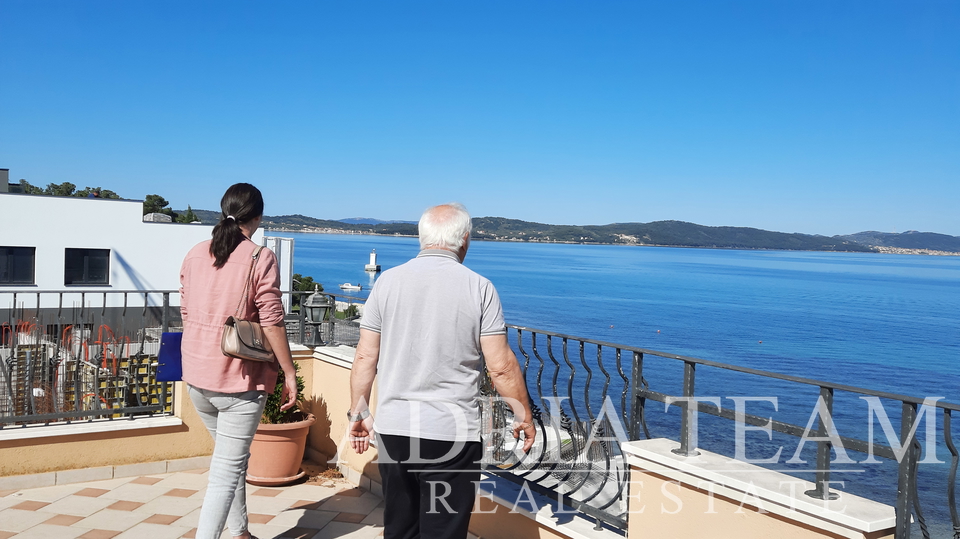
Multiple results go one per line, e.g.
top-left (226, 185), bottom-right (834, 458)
top-left (481, 326), bottom-right (632, 531)
top-left (0, 289), bottom-right (362, 428)
top-left (628, 347), bottom-right (960, 539)
top-left (479, 324), bottom-right (960, 538)
top-left (0, 290), bottom-right (179, 428)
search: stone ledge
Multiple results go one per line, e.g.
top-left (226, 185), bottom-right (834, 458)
top-left (623, 438), bottom-right (894, 539)
top-left (0, 415), bottom-right (183, 442)
top-left (313, 344), bottom-right (357, 369)
top-left (0, 455), bottom-right (210, 490)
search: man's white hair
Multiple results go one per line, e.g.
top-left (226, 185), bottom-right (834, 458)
top-left (418, 203), bottom-right (472, 251)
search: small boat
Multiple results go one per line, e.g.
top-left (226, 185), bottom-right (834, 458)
top-left (339, 283), bottom-right (362, 291)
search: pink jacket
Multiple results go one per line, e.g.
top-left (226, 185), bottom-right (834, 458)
top-left (179, 239), bottom-right (283, 392)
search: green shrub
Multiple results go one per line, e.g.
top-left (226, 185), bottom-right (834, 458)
top-left (262, 363), bottom-right (306, 424)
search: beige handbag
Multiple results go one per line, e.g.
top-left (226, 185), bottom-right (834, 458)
top-left (220, 246), bottom-right (276, 363)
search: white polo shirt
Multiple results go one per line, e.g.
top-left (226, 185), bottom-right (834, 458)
top-left (360, 249), bottom-right (507, 442)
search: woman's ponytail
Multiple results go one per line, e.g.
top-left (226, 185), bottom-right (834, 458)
top-left (210, 183), bottom-right (265, 268)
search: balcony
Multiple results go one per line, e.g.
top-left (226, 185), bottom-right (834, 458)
top-left (2, 290), bottom-right (956, 538)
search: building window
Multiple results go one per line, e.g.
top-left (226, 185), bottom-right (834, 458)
top-left (0, 247), bottom-right (36, 284)
top-left (65, 248), bottom-right (110, 285)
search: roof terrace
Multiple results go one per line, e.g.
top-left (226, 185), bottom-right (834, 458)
top-left (1, 289), bottom-right (953, 538)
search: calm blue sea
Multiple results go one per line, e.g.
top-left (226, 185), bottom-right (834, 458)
top-left (280, 231), bottom-right (960, 399)
top-left (280, 232), bottom-right (960, 532)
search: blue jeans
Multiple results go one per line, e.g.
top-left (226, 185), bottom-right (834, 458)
top-left (189, 385), bottom-right (267, 539)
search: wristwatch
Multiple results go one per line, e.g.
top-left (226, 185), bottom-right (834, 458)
top-left (347, 409), bottom-right (370, 422)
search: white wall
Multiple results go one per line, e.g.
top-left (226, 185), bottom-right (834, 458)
top-left (0, 194), bottom-right (283, 308)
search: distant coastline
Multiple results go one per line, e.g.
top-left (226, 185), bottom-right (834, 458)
top-left (264, 226), bottom-right (960, 256)
top-left (182, 208), bottom-right (959, 255)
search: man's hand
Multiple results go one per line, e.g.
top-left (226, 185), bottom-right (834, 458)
top-left (349, 415), bottom-right (375, 454)
top-left (512, 420), bottom-right (536, 453)
top-left (481, 334), bottom-right (537, 452)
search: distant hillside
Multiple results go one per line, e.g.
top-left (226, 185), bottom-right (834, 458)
top-left (472, 218), bottom-right (875, 252)
top-left (175, 210), bottom-right (958, 253)
top-left (339, 217), bottom-right (417, 225)
top-left (839, 231), bottom-right (960, 252)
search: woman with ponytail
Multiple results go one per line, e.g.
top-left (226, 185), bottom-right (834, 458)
top-left (179, 183), bottom-right (298, 539)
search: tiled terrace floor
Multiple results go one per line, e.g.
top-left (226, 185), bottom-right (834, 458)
top-left (0, 468), bottom-right (384, 539)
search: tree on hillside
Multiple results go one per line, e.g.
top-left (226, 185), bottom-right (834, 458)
top-left (176, 206), bottom-right (199, 223)
top-left (143, 194), bottom-right (178, 219)
top-left (44, 182), bottom-right (76, 197)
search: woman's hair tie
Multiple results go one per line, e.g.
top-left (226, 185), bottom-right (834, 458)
top-left (226, 215), bottom-right (237, 221)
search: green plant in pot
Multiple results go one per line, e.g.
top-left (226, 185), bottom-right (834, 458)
top-left (246, 363), bottom-right (317, 486)
top-left (262, 364), bottom-right (307, 424)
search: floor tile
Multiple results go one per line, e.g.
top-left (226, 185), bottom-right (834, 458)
top-left (249, 512), bottom-right (275, 524)
top-left (180, 528), bottom-right (197, 539)
top-left (112, 522), bottom-right (192, 539)
top-left (289, 499), bottom-right (324, 511)
top-left (144, 513), bottom-right (182, 525)
top-left (133, 494), bottom-right (202, 517)
top-left (0, 508), bottom-right (55, 532)
top-left (0, 496), bottom-right (21, 512)
top-left (9, 523), bottom-right (89, 538)
top-left (79, 531), bottom-right (122, 539)
top-left (318, 493), bottom-right (381, 515)
top-left (337, 487), bottom-right (364, 497)
top-left (38, 494), bottom-right (116, 517)
top-left (361, 506), bottom-right (384, 526)
top-left (107, 500), bottom-right (145, 511)
top-left (78, 477), bottom-right (137, 490)
top-left (100, 483), bottom-right (167, 503)
top-left (268, 507), bottom-right (338, 530)
top-left (245, 495), bottom-right (299, 515)
top-left (171, 508), bottom-right (200, 529)
top-left (76, 488), bottom-right (111, 497)
top-left (11, 500), bottom-right (50, 511)
top-left (75, 508), bottom-right (150, 531)
top-left (44, 513), bottom-right (86, 525)
top-left (252, 488), bottom-right (283, 497)
top-left (0, 531), bottom-right (15, 539)
top-left (152, 474), bottom-right (209, 490)
top-left (0, 491), bottom-right (15, 498)
top-left (273, 484), bottom-right (340, 501)
top-left (333, 512), bottom-right (368, 523)
top-left (164, 488), bottom-right (199, 498)
top-left (313, 521), bottom-right (383, 539)
top-left (129, 477), bottom-right (163, 486)
top-left (9, 483), bottom-right (82, 503)
top-left (276, 527), bottom-right (321, 539)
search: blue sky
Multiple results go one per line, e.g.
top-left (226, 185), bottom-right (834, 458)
top-left (2, 1), bottom-right (957, 236)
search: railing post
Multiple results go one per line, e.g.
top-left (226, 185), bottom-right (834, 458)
top-left (676, 361), bottom-right (696, 456)
top-left (896, 402), bottom-right (918, 539)
top-left (629, 351), bottom-right (642, 440)
top-left (161, 292), bottom-right (171, 412)
top-left (298, 295), bottom-right (307, 345)
top-left (806, 386), bottom-right (839, 501)
top-left (161, 292), bottom-right (170, 333)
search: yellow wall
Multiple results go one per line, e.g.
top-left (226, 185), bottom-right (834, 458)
top-left (626, 470), bottom-right (893, 539)
top-left (0, 381), bottom-right (213, 476)
top-left (301, 349), bottom-right (379, 483)
top-left (470, 497), bottom-right (567, 539)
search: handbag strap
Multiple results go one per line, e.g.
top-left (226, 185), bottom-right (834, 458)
top-left (233, 245), bottom-right (264, 318)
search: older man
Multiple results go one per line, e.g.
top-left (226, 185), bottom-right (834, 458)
top-left (348, 203), bottom-right (535, 539)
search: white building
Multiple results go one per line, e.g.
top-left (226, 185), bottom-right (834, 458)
top-left (0, 192), bottom-right (293, 310)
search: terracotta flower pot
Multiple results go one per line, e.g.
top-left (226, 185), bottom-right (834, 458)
top-left (246, 412), bottom-right (316, 486)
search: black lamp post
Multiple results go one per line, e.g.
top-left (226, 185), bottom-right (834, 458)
top-left (303, 286), bottom-right (334, 346)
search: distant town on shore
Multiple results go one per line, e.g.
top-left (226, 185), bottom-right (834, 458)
top-left (181, 209), bottom-right (960, 256)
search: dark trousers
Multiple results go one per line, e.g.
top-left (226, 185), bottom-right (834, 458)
top-left (378, 433), bottom-right (482, 539)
